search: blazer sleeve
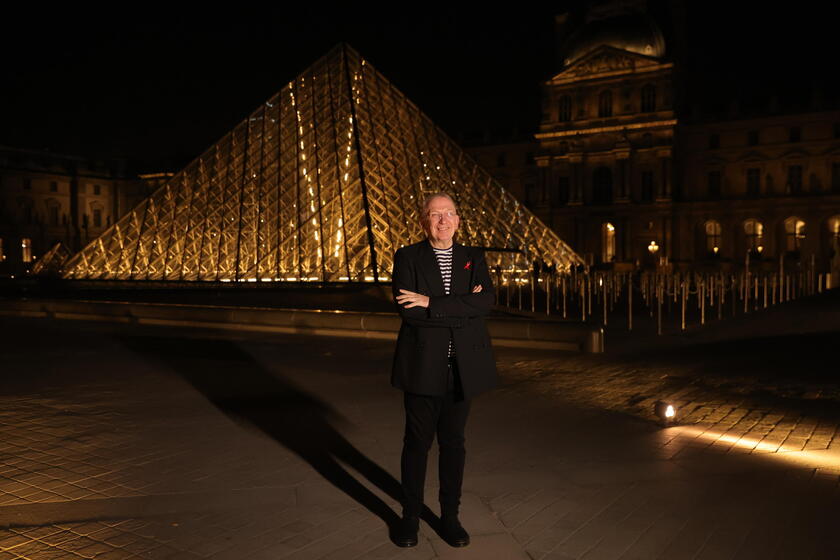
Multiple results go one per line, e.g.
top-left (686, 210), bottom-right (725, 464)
top-left (392, 247), bottom-right (464, 329)
top-left (427, 248), bottom-right (496, 319)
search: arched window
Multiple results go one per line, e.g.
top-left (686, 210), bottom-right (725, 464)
top-left (641, 84), bottom-right (656, 112)
top-left (598, 90), bottom-right (613, 118)
top-left (558, 95), bottom-right (572, 122)
top-left (593, 167), bottom-right (613, 204)
top-left (602, 223), bottom-right (616, 262)
top-left (743, 219), bottom-right (764, 252)
top-left (784, 217), bottom-right (806, 251)
top-left (705, 220), bottom-right (722, 254)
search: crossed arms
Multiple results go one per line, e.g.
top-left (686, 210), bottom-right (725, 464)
top-left (391, 246), bottom-right (496, 328)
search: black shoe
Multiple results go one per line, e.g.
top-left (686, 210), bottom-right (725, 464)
top-left (441, 515), bottom-right (470, 547)
top-left (393, 516), bottom-right (419, 547)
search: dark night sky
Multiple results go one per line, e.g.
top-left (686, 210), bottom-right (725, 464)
top-left (1, 3), bottom-right (835, 173)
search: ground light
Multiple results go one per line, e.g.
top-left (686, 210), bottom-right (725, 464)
top-left (654, 401), bottom-right (677, 426)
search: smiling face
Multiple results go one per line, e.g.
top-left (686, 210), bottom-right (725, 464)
top-left (421, 194), bottom-right (460, 249)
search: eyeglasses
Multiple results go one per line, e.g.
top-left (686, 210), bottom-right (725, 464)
top-left (427, 211), bottom-right (457, 221)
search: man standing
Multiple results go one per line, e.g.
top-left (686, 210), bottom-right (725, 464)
top-left (391, 192), bottom-right (498, 547)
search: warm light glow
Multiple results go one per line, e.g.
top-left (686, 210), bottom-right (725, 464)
top-left (663, 426), bottom-right (840, 471)
top-left (665, 405), bottom-right (675, 418)
top-left (757, 245), bottom-right (763, 253)
top-left (648, 241), bottom-right (659, 254)
top-left (713, 246), bottom-right (719, 254)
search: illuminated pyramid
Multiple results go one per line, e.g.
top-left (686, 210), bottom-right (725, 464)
top-left (62, 44), bottom-right (582, 282)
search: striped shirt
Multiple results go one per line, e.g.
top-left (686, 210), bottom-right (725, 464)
top-left (432, 245), bottom-right (455, 358)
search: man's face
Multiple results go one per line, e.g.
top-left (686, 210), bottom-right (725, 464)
top-left (421, 196), bottom-right (460, 247)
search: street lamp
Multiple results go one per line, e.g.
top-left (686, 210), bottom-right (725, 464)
top-left (648, 241), bottom-right (659, 254)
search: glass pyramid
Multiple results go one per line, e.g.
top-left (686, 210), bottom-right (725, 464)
top-left (61, 44), bottom-right (581, 283)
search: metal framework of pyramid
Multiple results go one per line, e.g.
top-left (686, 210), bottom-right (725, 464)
top-left (62, 44), bottom-right (582, 283)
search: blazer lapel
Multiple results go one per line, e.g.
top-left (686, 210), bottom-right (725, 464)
top-left (451, 242), bottom-right (469, 295)
top-left (418, 239), bottom-right (446, 296)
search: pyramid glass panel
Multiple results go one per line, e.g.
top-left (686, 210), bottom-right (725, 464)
top-left (61, 44), bottom-right (582, 282)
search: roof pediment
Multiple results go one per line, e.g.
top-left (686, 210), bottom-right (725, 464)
top-left (550, 45), bottom-right (669, 83)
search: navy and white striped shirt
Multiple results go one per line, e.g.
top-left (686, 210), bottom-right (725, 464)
top-left (432, 245), bottom-right (455, 358)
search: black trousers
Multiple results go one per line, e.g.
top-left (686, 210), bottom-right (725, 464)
top-left (400, 357), bottom-right (471, 518)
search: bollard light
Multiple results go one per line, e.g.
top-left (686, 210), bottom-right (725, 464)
top-left (654, 401), bottom-right (677, 426)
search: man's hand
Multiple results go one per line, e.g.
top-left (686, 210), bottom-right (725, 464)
top-left (396, 285), bottom-right (482, 309)
top-left (396, 289), bottom-right (430, 309)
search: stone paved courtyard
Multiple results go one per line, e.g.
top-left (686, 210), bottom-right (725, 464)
top-left (0, 290), bottom-right (838, 559)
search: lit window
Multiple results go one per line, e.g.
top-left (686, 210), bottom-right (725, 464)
top-left (784, 217), bottom-right (805, 251)
top-left (743, 219), bottom-right (764, 251)
top-left (602, 223), bottom-right (616, 262)
top-left (22, 238), bottom-right (32, 263)
top-left (641, 84), bottom-right (656, 112)
top-left (705, 220), bottom-right (722, 254)
top-left (598, 90), bottom-right (613, 118)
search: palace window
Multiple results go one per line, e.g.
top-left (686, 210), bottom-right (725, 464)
top-left (23, 178), bottom-right (31, 190)
top-left (784, 217), bottom-right (806, 251)
top-left (708, 134), bottom-right (719, 149)
top-left (593, 167), bottom-right (613, 204)
top-left (21, 238), bottom-right (32, 263)
top-left (93, 208), bottom-right (102, 228)
top-left (49, 205), bottom-right (59, 226)
top-left (789, 126), bottom-right (801, 143)
top-left (832, 162), bottom-right (840, 193)
top-left (743, 219), bottom-right (764, 252)
top-left (748, 130), bottom-right (759, 146)
top-left (50, 181), bottom-right (58, 192)
top-left (746, 168), bottom-right (761, 197)
top-left (549, 177), bottom-right (569, 206)
top-left (708, 171), bottom-right (722, 199)
top-left (641, 171), bottom-right (654, 202)
top-left (787, 165), bottom-right (803, 194)
top-left (641, 84), bottom-right (656, 112)
top-left (602, 223), bottom-right (616, 262)
top-left (598, 90), bottom-right (613, 118)
top-left (705, 220), bottom-right (722, 254)
top-left (558, 95), bottom-right (572, 122)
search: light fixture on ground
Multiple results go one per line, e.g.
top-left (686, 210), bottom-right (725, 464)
top-left (654, 401), bottom-right (677, 426)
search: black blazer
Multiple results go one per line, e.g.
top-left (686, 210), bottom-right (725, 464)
top-left (390, 239), bottom-right (499, 399)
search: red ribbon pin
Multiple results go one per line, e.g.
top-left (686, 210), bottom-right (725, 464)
top-left (464, 261), bottom-right (472, 270)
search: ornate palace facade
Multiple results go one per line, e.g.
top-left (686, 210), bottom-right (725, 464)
top-left (467, 5), bottom-right (840, 278)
